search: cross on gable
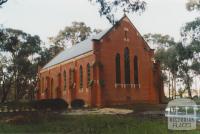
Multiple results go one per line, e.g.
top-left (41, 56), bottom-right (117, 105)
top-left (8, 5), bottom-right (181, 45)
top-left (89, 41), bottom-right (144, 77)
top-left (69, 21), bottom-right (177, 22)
top-left (123, 8), bottom-right (129, 15)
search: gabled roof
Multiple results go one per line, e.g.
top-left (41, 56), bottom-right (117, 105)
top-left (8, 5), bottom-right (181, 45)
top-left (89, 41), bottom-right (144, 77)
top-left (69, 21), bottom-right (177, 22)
top-left (42, 28), bottom-right (111, 70)
top-left (42, 15), bottom-right (152, 70)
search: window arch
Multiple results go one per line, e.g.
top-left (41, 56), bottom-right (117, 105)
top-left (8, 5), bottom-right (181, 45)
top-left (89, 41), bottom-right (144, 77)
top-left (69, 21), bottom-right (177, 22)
top-left (42, 77), bottom-right (44, 93)
top-left (51, 78), bottom-right (54, 98)
top-left (69, 68), bottom-right (74, 88)
top-left (80, 65), bottom-right (83, 88)
top-left (115, 53), bottom-right (121, 84)
top-left (134, 56), bottom-right (139, 84)
top-left (57, 73), bottom-right (61, 98)
top-left (124, 47), bottom-right (130, 84)
top-left (87, 63), bottom-right (91, 86)
top-left (63, 70), bottom-right (67, 90)
top-left (57, 73), bottom-right (61, 88)
top-left (46, 77), bottom-right (50, 98)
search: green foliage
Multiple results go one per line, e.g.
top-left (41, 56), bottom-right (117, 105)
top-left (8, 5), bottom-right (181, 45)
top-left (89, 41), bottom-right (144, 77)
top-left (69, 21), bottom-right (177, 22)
top-left (145, 32), bottom-right (200, 98)
top-left (144, 33), bottom-right (179, 80)
top-left (181, 17), bottom-right (200, 41)
top-left (0, 0), bottom-right (7, 6)
top-left (49, 22), bottom-right (100, 46)
top-left (37, 45), bottom-right (63, 67)
top-left (71, 99), bottom-right (85, 109)
top-left (89, 0), bottom-right (146, 24)
top-left (0, 54), bottom-right (11, 103)
top-left (0, 28), bottom-right (41, 101)
top-left (191, 59), bottom-right (200, 74)
top-left (38, 22), bottom-right (102, 67)
top-left (186, 0), bottom-right (200, 11)
top-left (0, 28), bottom-right (41, 55)
top-left (181, 1), bottom-right (200, 98)
top-left (144, 33), bottom-right (175, 49)
top-left (179, 18), bottom-right (200, 97)
top-left (156, 46), bottom-right (179, 75)
top-left (164, 42), bottom-right (200, 98)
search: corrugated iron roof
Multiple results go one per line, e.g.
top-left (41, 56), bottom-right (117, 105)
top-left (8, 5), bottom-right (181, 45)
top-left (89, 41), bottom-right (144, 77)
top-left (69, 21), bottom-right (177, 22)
top-left (41, 15), bottom-right (150, 70)
top-left (42, 28), bottom-right (111, 70)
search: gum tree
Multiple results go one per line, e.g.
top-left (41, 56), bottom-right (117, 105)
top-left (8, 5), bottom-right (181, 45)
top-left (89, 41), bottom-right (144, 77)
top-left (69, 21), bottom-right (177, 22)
top-left (89, 0), bottom-right (146, 24)
top-left (0, 28), bottom-right (41, 100)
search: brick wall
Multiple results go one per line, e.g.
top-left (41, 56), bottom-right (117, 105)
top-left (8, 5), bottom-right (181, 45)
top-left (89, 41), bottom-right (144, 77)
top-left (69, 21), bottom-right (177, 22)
top-left (37, 16), bottom-right (164, 107)
top-left (93, 17), bottom-right (161, 106)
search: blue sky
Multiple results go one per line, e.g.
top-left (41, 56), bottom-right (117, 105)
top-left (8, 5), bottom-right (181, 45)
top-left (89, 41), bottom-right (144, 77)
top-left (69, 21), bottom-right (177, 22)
top-left (0, 0), bottom-right (199, 44)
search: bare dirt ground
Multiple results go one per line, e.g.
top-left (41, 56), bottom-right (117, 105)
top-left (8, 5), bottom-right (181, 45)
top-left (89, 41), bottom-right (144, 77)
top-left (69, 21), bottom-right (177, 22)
top-left (64, 104), bottom-right (167, 115)
top-left (65, 108), bottom-right (133, 115)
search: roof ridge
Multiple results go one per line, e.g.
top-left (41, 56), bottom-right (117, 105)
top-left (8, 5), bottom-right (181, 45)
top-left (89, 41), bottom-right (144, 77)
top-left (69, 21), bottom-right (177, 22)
top-left (41, 15), bottom-right (151, 70)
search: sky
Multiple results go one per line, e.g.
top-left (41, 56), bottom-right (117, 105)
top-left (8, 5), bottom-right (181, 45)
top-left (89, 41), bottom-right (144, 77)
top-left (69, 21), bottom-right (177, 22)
top-left (0, 0), bottom-right (199, 44)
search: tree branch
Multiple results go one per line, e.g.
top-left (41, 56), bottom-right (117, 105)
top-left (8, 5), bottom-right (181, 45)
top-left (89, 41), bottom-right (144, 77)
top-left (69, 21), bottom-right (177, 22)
top-left (0, 0), bottom-right (7, 6)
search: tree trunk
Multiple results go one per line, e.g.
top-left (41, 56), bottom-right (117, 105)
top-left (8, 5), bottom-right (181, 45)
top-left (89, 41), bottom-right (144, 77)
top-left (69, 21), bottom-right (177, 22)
top-left (187, 86), bottom-right (192, 98)
top-left (12, 53), bottom-right (18, 101)
top-left (168, 72), bottom-right (171, 99)
top-left (180, 92), bottom-right (183, 98)
top-left (186, 73), bottom-right (192, 98)
top-left (171, 77), bottom-right (174, 99)
top-left (173, 76), bottom-right (176, 99)
top-left (1, 90), bottom-right (8, 103)
top-left (1, 82), bottom-right (7, 103)
top-left (1, 78), bottom-right (12, 103)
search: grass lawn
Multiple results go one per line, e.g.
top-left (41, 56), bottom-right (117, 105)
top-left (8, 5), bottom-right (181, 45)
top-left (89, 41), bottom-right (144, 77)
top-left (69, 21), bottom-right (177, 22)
top-left (0, 112), bottom-right (199, 134)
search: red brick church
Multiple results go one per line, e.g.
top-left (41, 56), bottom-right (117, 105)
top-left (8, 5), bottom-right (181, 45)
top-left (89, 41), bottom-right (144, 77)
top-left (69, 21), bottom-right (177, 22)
top-left (37, 15), bottom-right (165, 107)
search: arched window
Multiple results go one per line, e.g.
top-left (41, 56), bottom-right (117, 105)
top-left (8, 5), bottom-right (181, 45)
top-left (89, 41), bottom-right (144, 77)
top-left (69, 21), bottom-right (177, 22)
top-left (87, 63), bottom-right (91, 86)
top-left (46, 77), bottom-right (50, 98)
top-left (69, 68), bottom-right (74, 87)
top-left (51, 78), bottom-right (54, 98)
top-left (42, 77), bottom-right (44, 93)
top-left (124, 47), bottom-right (130, 84)
top-left (57, 73), bottom-right (62, 98)
top-left (134, 56), bottom-right (139, 84)
top-left (115, 53), bottom-right (121, 84)
top-left (80, 65), bottom-right (83, 88)
top-left (46, 77), bottom-right (50, 88)
top-left (63, 70), bottom-right (67, 90)
top-left (57, 73), bottom-right (61, 88)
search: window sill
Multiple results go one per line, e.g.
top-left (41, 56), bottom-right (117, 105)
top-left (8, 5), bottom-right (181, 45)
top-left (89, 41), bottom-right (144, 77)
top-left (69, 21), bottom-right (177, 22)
top-left (114, 84), bottom-right (141, 89)
top-left (115, 84), bottom-right (121, 88)
top-left (134, 84), bottom-right (140, 89)
top-left (124, 84), bottom-right (132, 88)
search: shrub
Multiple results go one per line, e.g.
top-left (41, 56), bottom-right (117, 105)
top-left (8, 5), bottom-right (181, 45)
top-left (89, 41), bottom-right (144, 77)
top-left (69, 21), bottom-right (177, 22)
top-left (0, 101), bottom-right (31, 110)
top-left (31, 99), bottom-right (68, 111)
top-left (193, 95), bottom-right (199, 100)
top-left (71, 99), bottom-right (85, 109)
